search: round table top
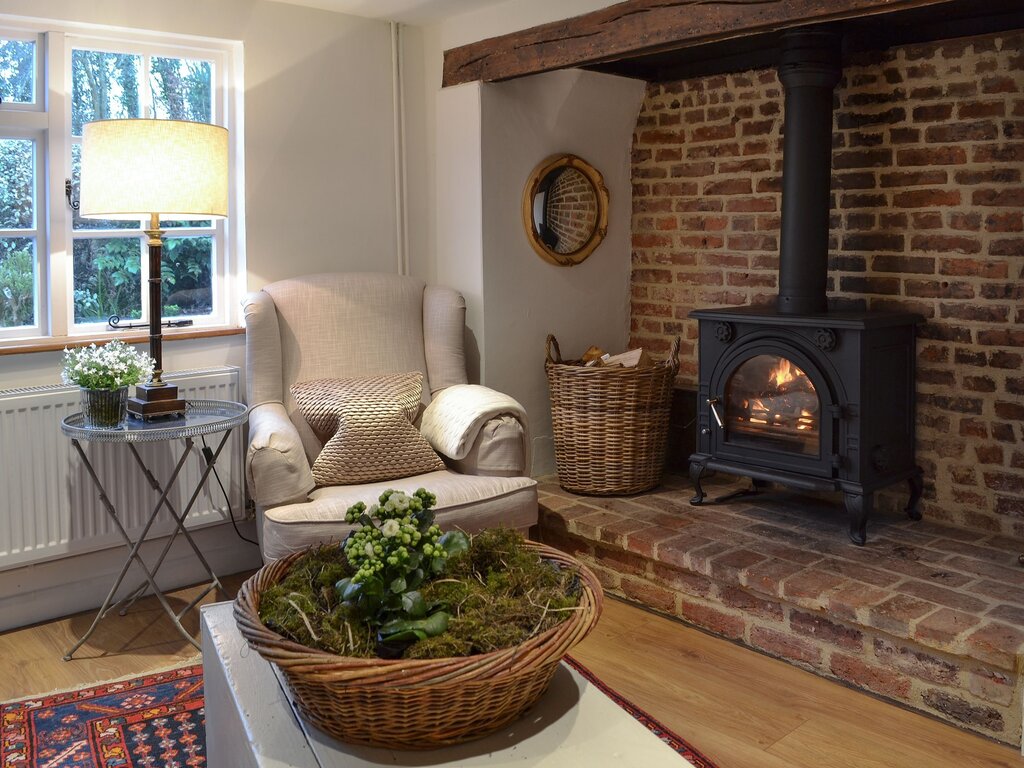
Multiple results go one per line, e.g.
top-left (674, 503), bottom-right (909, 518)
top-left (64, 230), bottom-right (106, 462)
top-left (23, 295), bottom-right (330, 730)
top-left (61, 399), bottom-right (249, 443)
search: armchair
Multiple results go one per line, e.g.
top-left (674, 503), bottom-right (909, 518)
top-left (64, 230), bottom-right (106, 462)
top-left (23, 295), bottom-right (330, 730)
top-left (243, 273), bottom-right (537, 562)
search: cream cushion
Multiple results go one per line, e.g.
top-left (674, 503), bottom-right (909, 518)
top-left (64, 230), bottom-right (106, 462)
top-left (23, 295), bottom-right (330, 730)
top-left (291, 373), bottom-right (444, 486)
top-left (260, 470), bottom-right (537, 561)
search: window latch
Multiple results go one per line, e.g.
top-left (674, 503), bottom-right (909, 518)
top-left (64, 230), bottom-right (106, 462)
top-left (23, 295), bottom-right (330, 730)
top-left (64, 178), bottom-right (80, 210)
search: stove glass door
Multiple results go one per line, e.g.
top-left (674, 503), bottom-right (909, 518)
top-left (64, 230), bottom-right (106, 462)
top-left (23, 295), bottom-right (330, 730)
top-left (724, 354), bottom-right (820, 456)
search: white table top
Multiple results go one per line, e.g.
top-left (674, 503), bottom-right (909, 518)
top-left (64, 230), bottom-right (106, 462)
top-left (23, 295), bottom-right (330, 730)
top-left (201, 601), bottom-right (686, 767)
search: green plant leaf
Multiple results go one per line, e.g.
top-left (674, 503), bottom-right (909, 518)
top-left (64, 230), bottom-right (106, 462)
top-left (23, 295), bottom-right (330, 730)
top-left (380, 611), bottom-right (449, 639)
top-left (390, 576), bottom-right (407, 594)
top-left (439, 530), bottom-right (470, 557)
top-left (401, 590), bottom-right (427, 618)
top-left (406, 568), bottom-right (424, 590)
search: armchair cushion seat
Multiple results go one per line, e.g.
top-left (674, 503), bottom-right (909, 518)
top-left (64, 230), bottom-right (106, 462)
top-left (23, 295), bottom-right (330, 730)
top-left (260, 470), bottom-right (537, 561)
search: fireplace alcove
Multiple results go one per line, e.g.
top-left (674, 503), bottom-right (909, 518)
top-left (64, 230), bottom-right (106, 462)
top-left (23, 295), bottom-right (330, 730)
top-left (444, 0), bottom-right (1024, 749)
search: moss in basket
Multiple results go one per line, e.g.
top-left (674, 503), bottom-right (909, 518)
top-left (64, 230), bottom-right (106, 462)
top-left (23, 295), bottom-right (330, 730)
top-left (257, 489), bottom-right (581, 659)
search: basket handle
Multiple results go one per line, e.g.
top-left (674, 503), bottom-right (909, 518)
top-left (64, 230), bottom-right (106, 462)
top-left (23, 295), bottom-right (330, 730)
top-left (666, 336), bottom-right (681, 371)
top-left (545, 334), bottom-right (564, 364)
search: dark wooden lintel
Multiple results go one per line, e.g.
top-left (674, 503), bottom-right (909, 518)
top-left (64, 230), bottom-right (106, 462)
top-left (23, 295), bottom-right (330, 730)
top-left (442, 0), bottom-right (965, 87)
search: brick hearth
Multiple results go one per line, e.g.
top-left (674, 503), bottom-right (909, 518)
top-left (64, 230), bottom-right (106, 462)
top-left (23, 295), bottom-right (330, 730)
top-left (538, 474), bottom-right (1024, 745)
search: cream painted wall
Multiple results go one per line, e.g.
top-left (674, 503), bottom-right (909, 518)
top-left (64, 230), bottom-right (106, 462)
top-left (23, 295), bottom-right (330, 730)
top-left (403, 0), bottom-right (618, 284)
top-left (405, 0), bottom-right (640, 474)
top-left (479, 70), bottom-right (646, 474)
top-left (0, 0), bottom-right (399, 391)
top-left (0, 0), bottom-right (401, 628)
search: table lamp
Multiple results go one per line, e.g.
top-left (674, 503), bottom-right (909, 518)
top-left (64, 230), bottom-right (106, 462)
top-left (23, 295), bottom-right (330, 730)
top-left (79, 118), bottom-right (228, 419)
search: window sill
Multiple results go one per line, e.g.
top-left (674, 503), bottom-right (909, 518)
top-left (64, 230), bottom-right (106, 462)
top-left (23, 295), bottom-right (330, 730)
top-left (0, 326), bottom-right (245, 356)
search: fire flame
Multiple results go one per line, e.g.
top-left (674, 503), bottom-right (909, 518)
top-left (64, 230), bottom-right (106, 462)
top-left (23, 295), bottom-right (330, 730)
top-left (770, 358), bottom-right (802, 388)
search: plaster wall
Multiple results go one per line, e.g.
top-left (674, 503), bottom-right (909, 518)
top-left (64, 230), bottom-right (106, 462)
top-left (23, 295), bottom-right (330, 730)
top-left (479, 70), bottom-right (646, 473)
top-left (0, 0), bottom-right (399, 391)
top-left (0, 0), bottom-right (399, 625)
top-left (402, 0), bottom-right (619, 284)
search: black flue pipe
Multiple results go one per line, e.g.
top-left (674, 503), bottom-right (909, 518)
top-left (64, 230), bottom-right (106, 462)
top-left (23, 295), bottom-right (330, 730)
top-left (776, 28), bottom-right (842, 315)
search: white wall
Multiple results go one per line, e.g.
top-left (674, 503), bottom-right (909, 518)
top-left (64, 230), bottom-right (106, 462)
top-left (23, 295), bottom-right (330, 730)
top-left (0, 0), bottom-right (400, 626)
top-left (0, 0), bottom-right (400, 391)
top-left (479, 70), bottom-right (646, 473)
top-left (403, 0), bottom-right (618, 283)
top-left (407, 0), bottom-right (641, 474)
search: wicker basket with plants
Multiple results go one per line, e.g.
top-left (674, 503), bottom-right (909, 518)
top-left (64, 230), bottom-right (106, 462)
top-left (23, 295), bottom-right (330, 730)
top-left (234, 488), bottom-right (602, 749)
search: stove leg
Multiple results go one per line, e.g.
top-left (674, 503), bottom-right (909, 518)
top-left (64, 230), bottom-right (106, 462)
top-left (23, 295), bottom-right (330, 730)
top-left (689, 460), bottom-right (707, 505)
top-left (905, 467), bottom-right (924, 521)
top-left (845, 491), bottom-right (872, 546)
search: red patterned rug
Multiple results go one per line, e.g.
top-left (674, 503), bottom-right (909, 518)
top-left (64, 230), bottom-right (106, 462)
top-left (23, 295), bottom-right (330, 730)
top-left (3, 660), bottom-right (717, 767)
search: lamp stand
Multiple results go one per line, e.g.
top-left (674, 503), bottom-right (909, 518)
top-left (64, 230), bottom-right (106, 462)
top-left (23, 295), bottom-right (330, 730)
top-left (128, 213), bottom-right (186, 420)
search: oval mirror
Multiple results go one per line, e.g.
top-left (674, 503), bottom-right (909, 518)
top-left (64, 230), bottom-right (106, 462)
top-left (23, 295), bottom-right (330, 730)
top-left (521, 154), bottom-right (609, 266)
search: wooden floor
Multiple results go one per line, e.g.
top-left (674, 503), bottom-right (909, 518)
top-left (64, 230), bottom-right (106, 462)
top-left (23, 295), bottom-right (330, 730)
top-left (1, 573), bottom-right (1019, 767)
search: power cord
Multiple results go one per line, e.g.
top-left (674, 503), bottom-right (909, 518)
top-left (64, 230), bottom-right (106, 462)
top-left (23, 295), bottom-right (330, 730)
top-left (201, 434), bottom-right (260, 546)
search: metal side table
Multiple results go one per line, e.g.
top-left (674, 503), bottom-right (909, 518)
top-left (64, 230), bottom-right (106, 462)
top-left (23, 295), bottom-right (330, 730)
top-left (60, 399), bottom-right (249, 661)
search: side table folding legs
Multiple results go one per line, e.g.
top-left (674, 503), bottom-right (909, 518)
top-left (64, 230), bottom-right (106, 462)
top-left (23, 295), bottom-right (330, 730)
top-left (60, 400), bottom-right (248, 661)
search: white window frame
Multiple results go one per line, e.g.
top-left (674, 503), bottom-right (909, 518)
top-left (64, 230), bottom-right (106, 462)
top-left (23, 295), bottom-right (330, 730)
top-left (0, 16), bottom-right (245, 347)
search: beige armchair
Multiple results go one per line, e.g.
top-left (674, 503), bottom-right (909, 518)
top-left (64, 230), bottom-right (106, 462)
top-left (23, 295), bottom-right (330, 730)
top-left (243, 272), bottom-right (537, 562)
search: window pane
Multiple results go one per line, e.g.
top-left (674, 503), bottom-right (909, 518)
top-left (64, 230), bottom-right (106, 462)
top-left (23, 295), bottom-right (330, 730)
top-left (0, 38), bottom-right (35, 104)
top-left (150, 57), bottom-right (212, 123)
top-left (162, 236), bottom-right (212, 317)
top-left (73, 237), bottom-right (142, 324)
top-left (71, 49), bottom-right (142, 136)
top-left (70, 143), bottom-right (139, 231)
top-left (0, 237), bottom-right (35, 327)
top-left (0, 138), bottom-right (34, 229)
top-left (163, 219), bottom-right (213, 229)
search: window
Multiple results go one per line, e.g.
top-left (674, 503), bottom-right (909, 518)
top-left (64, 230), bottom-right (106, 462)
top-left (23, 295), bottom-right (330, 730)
top-left (0, 19), bottom-right (243, 345)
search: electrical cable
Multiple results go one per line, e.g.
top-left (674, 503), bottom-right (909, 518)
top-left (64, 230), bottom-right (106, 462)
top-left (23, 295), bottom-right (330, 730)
top-left (201, 434), bottom-right (260, 546)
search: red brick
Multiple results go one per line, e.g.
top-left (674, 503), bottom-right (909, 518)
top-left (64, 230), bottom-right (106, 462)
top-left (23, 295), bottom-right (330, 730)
top-left (868, 595), bottom-right (937, 635)
top-left (750, 626), bottom-right (822, 666)
top-left (677, 598), bottom-right (746, 639)
top-left (922, 690), bottom-right (1004, 732)
top-left (719, 586), bottom-right (784, 621)
top-left (897, 146), bottom-right (967, 166)
top-left (893, 189), bottom-right (961, 207)
top-left (973, 188), bottom-right (1024, 207)
top-left (790, 610), bottom-right (864, 651)
top-left (830, 653), bottom-right (912, 699)
top-left (873, 638), bottom-right (960, 685)
top-left (915, 608), bottom-right (983, 646)
top-left (651, 561), bottom-right (713, 597)
top-left (619, 576), bottom-right (677, 613)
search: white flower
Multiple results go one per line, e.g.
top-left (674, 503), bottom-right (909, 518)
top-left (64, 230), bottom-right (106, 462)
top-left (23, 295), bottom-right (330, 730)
top-left (364, 542), bottom-right (375, 558)
top-left (381, 519), bottom-right (401, 538)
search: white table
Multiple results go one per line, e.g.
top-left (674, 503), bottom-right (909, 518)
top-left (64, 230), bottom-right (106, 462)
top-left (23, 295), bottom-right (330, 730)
top-left (201, 601), bottom-right (687, 767)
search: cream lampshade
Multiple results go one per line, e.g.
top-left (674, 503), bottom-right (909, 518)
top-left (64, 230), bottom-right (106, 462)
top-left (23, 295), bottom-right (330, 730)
top-left (78, 118), bottom-right (229, 419)
top-left (80, 119), bottom-right (228, 220)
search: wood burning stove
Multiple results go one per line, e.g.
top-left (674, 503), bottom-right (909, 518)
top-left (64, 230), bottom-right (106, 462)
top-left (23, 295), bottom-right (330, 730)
top-left (688, 29), bottom-right (923, 545)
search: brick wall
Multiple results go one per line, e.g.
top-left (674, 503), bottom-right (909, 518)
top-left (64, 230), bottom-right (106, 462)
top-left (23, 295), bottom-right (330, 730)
top-left (629, 31), bottom-right (1024, 536)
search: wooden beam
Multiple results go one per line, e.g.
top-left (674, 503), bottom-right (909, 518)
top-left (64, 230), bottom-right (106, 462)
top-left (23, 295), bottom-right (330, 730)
top-left (442, 0), bottom-right (961, 87)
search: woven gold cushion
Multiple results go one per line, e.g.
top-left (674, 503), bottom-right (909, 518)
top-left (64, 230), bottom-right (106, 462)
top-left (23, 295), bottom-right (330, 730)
top-left (291, 372), bottom-right (444, 486)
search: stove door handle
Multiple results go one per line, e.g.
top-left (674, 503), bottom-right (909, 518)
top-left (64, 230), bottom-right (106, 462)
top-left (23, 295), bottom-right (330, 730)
top-left (708, 398), bottom-right (724, 429)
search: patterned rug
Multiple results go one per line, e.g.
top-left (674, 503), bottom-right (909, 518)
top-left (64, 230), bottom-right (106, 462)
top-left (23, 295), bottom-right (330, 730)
top-left (3, 660), bottom-right (717, 767)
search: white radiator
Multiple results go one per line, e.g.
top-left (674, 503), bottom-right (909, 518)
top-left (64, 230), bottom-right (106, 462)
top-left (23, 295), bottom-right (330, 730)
top-left (0, 367), bottom-right (244, 572)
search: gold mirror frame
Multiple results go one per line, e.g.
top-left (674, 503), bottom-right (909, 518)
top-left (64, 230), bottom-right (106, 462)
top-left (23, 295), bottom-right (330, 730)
top-left (521, 154), bottom-right (609, 267)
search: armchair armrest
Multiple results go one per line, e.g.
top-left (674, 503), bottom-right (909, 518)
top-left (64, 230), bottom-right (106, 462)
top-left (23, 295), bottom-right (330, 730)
top-left (246, 402), bottom-right (316, 508)
top-left (421, 385), bottom-right (530, 476)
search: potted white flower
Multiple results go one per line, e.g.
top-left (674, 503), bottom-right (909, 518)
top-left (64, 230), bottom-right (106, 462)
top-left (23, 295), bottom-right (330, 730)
top-left (61, 340), bottom-right (155, 429)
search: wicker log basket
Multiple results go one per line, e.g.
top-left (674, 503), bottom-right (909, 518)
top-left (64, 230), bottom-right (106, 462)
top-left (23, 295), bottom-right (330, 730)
top-left (234, 540), bottom-right (603, 750)
top-left (545, 334), bottom-right (680, 496)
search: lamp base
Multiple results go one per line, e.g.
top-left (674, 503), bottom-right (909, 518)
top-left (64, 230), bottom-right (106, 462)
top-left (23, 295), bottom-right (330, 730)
top-left (127, 382), bottom-right (187, 420)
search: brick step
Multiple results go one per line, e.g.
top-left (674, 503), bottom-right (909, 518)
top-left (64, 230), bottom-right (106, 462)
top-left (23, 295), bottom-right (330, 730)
top-left (538, 475), bottom-right (1024, 745)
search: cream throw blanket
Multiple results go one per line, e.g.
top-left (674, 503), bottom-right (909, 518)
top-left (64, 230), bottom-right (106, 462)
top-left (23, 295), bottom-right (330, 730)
top-left (420, 384), bottom-right (528, 460)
